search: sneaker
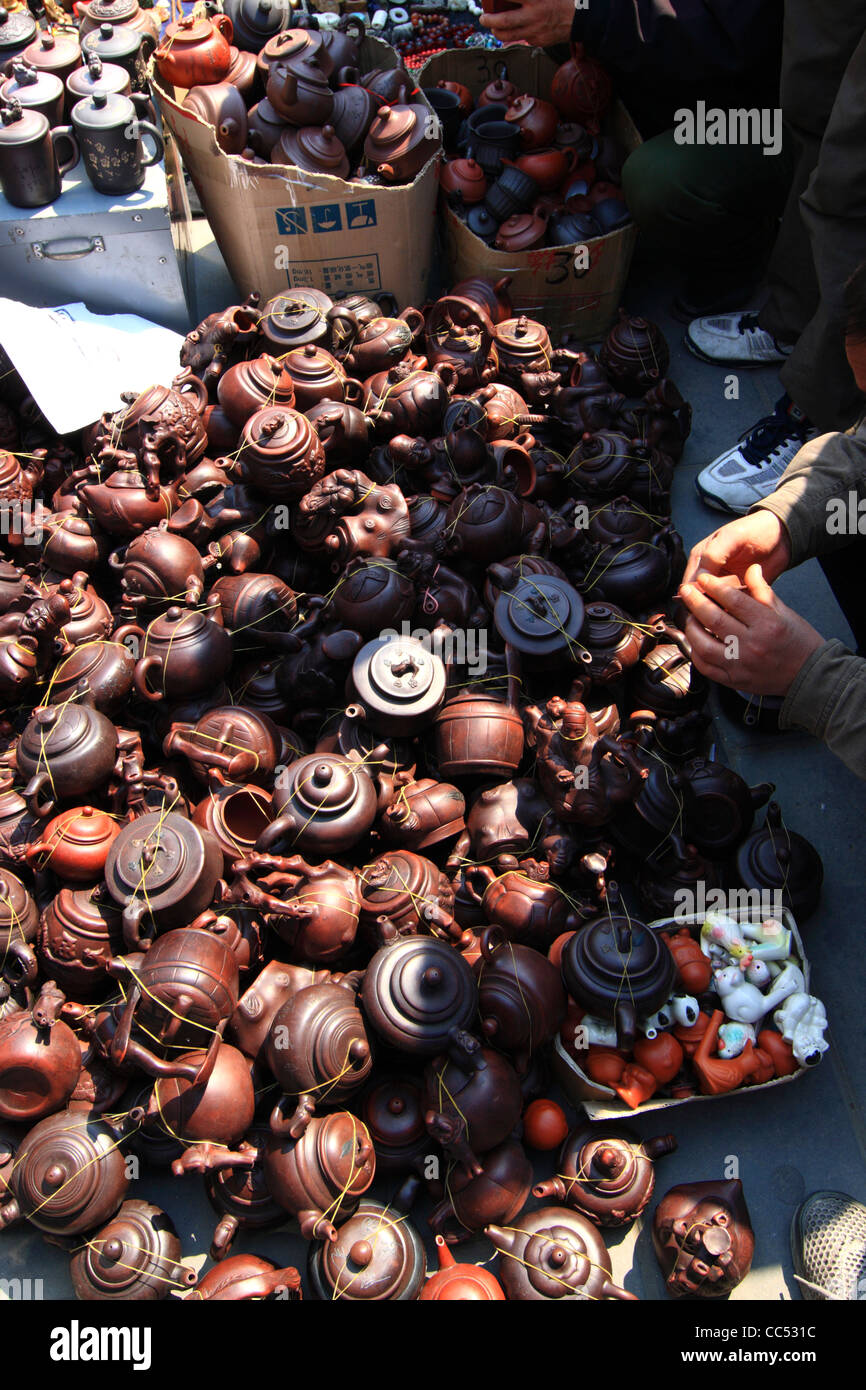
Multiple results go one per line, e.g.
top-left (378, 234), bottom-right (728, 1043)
top-left (791, 1191), bottom-right (866, 1300)
top-left (686, 310), bottom-right (794, 365)
top-left (695, 395), bottom-right (815, 514)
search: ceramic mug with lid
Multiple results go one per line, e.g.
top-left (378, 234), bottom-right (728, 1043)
top-left (71, 89), bottom-right (163, 194)
top-left (0, 98), bottom-right (78, 207)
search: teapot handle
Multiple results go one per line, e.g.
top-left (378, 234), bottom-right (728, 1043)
top-left (463, 864), bottom-right (495, 905)
top-left (210, 1214), bottom-right (239, 1262)
top-left (171, 369), bottom-right (209, 413)
top-left (1, 938), bottom-right (38, 987)
top-left (24, 769), bottom-right (56, 819)
top-left (433, 362), bottom-right (460, 395)
top-left (214, 13), bottom-right (233, 40)
top-left (326, 304), bottom-right (360, 359)
top-left (133, 654), bottom-right (164, 703)
top-left (342, 376), bottom-right (365, 407)
top-left (49, 125), bottom-right (79, 179)
top-left (399, 306), bottom-right (425, 337)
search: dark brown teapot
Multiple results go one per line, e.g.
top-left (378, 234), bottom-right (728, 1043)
top-left (429, 1138), bottom-right (533, 1244)
top-left (424, 1032), bottom-right (523, 1177)
top-left (476, 932), bottom-right (567, 1071)
top-left (257, 752), bottom-right (377, 857)
top-left (260, 1110), bottom-right (375, 1241)
top-left (16, 702), bottom-right (119, 818)
top-left (600, 310), bottom-right (670, 395)
top-left (164, 704), bottom-right (281, 787)
top-left (109, 526), bottom-right (205, 610)
top-left (733, 800), bottom-right (823, 922)
top-left (266, 973), bottom-right (371, 1137)
top-left (560, 887), bottom-right (677, 1049)
top-left (0, 865), bottom-right (38, 984)
top-left (233, 406), bottom-right (326, 500)
top-left (38, 884), bottom-right (124, 1001)
top-left (534, 1122), bottom-right (676, 1227)
top-left (71, 1199), bottom-right (195, 1300)
top-left (133, 605), bottom-right (233, 703)
top-left (364, 102), bottom-right (440, 184)
top-left (358, 848), bottom-right (460, 946)
top-left (361, 935), bottom-right (477, 1056)
top-left (188, 1254), bottom-right (302, 1301)
top-left (0, 1107), bottom-right (137, 1236)
top-left (272, 122), bottom-right (349, 177)
top-left (104, 816), bottom-right (224, 949)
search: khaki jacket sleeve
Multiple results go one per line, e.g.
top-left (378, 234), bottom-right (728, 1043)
top-left (751, 428), bottom-right (866, 566)
top-left (780, 639), bottom-right (866, 778)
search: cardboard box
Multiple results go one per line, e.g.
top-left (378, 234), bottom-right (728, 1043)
top-left (419, 45), bottom-right (641, 341)
top-left (151, 38), bottom-right (439, 310)
top-left (551, 906), bottom-right (813, 1119)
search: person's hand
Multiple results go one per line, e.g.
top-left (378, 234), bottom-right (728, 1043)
top-left (682, 511), bottom-right (792, 587)
top-left (679, 564), bottom-right (824, 696)
top-left (479, 0), bottom-right (575, 47)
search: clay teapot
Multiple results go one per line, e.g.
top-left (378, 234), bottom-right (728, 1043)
top-left (423, 1031), bottom-right (523, 1175)
top-left (0, 981), bottom-right (81, 1122)
top-left (153, 14), bottom-right (233, 89)
top-left (341, 308), bottom-right (425, 378)
top-left (361, 935), bottom-right (477, 1055)
top-left (486, 1206), bottom-right (635, 1300)
top-left (183, 81), bottom-right (247, 154)
top-left (47, 640), bottom-right (135, 717)
top-left (38, 884), bottom-right (125, 1000)
top-left (652, 1178), bottom-right (755, 1297)
top-left (71, 1199), bottom-right (195, 1300)
top-left (560, 887), bottom-right (677, 1049)
top-left (475, 932), bottom-right (567, 1070)
top-left (495, 210), bottom-right (549, 252)
top-left (429, 1138), bottom-right (533, 1244)
top-left (204, 1123), bottom-right (284, 1259)
top-left (379, 778), bottom-right (466, 851)
top-left (350, 635), bottom-right (447, 735)
top-left (361, 1075), bottom-right (429, 1176)
top-left (534, 1122), bottom-right (676, 1226)
top-left (279, 343), bottom-right (363, 412)
top-left (257, 752), bottom-right (377, 857)
top-left (614, 756), bottom-right (773, 859)
top-left (261, 1110), bottom-right (375, 1240)
top-left (266, 974), bottom-right (371, 1136)
top-left (440, 155), bottom-right (487, 206)
top-left (551, 44), bottom-right (612, 131)
top-left (164, 704), bottom-right (281, 787)
top-left (103, 927), bottom-right (238, 1081)
top-left (0, 865), bottom-right (38, 983)
top-left (217, 353), bottom-right (296, 426)
top-left (600, 310), bottom-right (671, 395)
top-left (0, 1107), bottom-right (137, 1235)
top-left (332, 82), bottom-right (378, 154)
top-left (41, 512), bottom-right (110, 577)
top-left (733, 801), bottom-right (823, 922)
top-left (104, 817), bottom-right (224, 950)
top-left (77, 459), bottom-right (180, 535)
top-left (109, 526), bottom-right (206, 610)
top-left (16, 703), bottom-right (119, 818)
top-left (358, 848), bottom-right (459, 946)
top-left (505, 94), bottom-right (559, 149)
top-left (144, 1042), bottom-right (255, 1155)
top-left (223, 0), bottom-right (293, 54)
top-left (133, 605), bottom-right (233, 703)
top-left (240, 855), bottom-right (360, 962)
top-left (364, 103), bottom-right (440, 184)
top-left (308, 1199), bottom-right (427, 1301)
top-left (233, 406), bottom-right (327, 500)
top-left (188, 1254), bottom-right (301, 1301)
top-left (25, 805), bottom-right (119, 882)
top-left (420, 1234), bottom-right (506, 1299)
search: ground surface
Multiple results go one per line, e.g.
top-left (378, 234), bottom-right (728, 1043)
top-left (2, 228), bottom-right (864, 1303)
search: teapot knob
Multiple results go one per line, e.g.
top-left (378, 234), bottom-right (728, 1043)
top-left (595, 1145), bottom-right (626, 1177)
top-left (421, 965), bottom-right (443, 991)
top-left (549, 1245), bottom-right (568, 1268)
top-left (349, 1239), bottom-right (373, 1267)
top-left (312, 763), bottom-right (333, 786)
top-left (103, 1237), bottom-right (123, 1260)
top-left (387, 1097), bottom-right (405, 1114)
top-left (44, 1164), bottom-right (66, 1188)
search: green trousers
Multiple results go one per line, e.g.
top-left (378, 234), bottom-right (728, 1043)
top-left (621, 129), bottom-right (795, 276)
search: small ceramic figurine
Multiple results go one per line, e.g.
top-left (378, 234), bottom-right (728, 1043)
top-left (652, 1178), bottom-right (755, 1298)
top-left (773, 992), bottom-right (828, 1066)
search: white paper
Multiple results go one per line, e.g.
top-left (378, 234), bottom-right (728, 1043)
top-left (0, 299), bottom-right (185, 435)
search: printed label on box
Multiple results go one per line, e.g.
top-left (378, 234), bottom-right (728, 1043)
top-left (310, 203), bottom-right (343, 233)
top-left (274, 207), bottom-right (308, 236)
top-left (345, 199), bottom-right (377, 229)
top-left (286, 255), bottom-right (381, 295)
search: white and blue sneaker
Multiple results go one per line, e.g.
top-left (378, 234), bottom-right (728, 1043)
top-left (695, 395), bottom-right (816, 514)
top-left (686, 310), bottom-right (794, 366)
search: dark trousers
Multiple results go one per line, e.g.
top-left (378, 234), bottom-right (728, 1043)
top-left (819, 543), bottom-right (866, 654)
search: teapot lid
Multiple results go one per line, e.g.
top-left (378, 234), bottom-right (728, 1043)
top-left (22, 702), bottom-right (106, 756)
top-left (495, 314), bottom-right (549, 352)
top-left (243, 406), bottom-right (313, 459)
top-left (352, 636), bottom-right (446, 716)
top-left (562, 902), bottom-right (675, 999)
top-left (261, 26), bottom-right (319, 63)
top-left (86, 0), bottom-right (139, 19)
top-left (316, 1201), bottom-right (423, 1299)
top-left (284, 753), bottom-right (367, 814)
top-left (3, 61), bottom-right (63, 102)
top-left (0, 7), bottom-right (37, 49)
top-left (363, 1078), bottom-right (425, 1147)
top-left (361, 936), bottom-right (476, 1054)
top-left (287, 122), bottom-right (347, 173)
top-left (314, 1111), bottom-right (375, 1194)
top-left (23, 29), bottom-right (81, 65)
top-left (72, 89), bottom-right (134, 128)
top-left (235, 0), bottom-right (290, 33)
top-left (144, 604), bottom-right (211, 643)
top-left (82, 22), bottom-right (142, 60)
top-left (0, 99), bottom-right (47, 144)
top-left (493, 574), bottom-right (584, 656)
top-left (282, 342), bottom-right (342, 384)
top-left (164, 14), bottom-right (222, 44)
top-left (67, 55), bottom-right (130, 97)
top-left (105, 811), bottom-right (203, 897)
top-left (261, 289), bottom-right (334, 346)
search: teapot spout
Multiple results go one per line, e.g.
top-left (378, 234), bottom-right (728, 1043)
top-left (484, 1223), bottom-right (518, 1256)
top-left (433, 1233), bottom-right (457, 1268)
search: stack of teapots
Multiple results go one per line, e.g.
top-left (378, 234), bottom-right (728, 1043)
top-left (0, 279), bottom-right (811, 1301)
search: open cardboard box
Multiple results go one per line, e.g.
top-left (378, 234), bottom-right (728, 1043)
top-left (552, 906), bottom-right (815, 1119)
top-left (150, 37), bottom-right (439, 309)
top-left (419, 45), bottom-right (641, 341)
